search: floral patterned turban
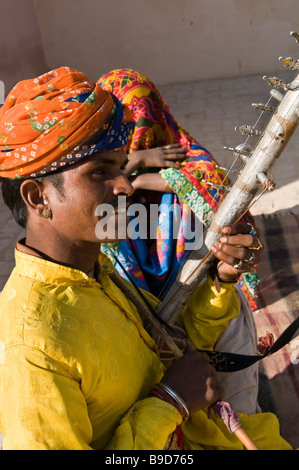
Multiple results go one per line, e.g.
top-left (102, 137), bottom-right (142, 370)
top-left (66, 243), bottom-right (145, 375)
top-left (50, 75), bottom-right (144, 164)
top-left (0, 66), bottom-right (134, 179)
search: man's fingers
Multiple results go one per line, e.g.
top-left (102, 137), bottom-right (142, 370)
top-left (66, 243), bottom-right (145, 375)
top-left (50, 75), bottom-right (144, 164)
top-left (221, 223), bottom-right (260, 237)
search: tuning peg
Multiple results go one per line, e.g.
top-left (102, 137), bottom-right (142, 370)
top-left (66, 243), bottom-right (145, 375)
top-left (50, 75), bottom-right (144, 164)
top-left (279, 56), bottom-right (299, 71)
top-left (252, 103), bottom-right (277, 112)
top-left (215, 164), bottom-right (239, 174)
top-left (270, 89), bottom-right (284, 102)
top-left (201, 179), bottom-right (231, 191)
top-left (235, 125), bottom-right (263, 136)
top-left (263, 76), bottom-right (287, 90)
top-left (234, 143), bottom-right (252, 163)
top-left (290, 31), bottom-right (299, 43)
top-left (257, 172), bottom-right (276, 192)
top-left (263, 75), bottom-right (299, 92)
top-left (224, 143), bottom-right (252, 163)
top-left (234, 143), bottom-right (252, 155)
top-left (223, 145), bottom-right (251, 156)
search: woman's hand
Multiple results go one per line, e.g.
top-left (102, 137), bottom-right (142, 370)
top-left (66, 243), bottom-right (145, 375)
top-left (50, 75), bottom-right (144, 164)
top-left (124, 144), bottom-right (188, 176)
top-left (211, 223), bottom-right (264, 282)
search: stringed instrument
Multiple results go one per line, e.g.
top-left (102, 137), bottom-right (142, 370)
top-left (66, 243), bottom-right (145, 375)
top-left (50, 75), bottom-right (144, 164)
top-left (109, 35), bottom-right (299, 449)
top-left (109, 31), bottom-right (299, 364)
top-left (155, 31), bottom-right (299, 326)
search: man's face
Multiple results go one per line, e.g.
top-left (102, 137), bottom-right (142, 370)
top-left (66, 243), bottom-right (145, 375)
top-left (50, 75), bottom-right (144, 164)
top-left (42, 150), bottom-right (134, 245)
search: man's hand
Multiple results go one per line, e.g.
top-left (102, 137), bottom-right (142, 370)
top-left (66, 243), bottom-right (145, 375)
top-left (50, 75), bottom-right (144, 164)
top-left (161, 342), bottom-right (224, 412)
top-left (211, 223), bottom-right (264, 282)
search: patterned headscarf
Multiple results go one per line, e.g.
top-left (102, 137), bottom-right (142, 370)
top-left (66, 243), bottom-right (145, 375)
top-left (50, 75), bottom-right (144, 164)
top-left (0, 66), bottom-right (134, 179)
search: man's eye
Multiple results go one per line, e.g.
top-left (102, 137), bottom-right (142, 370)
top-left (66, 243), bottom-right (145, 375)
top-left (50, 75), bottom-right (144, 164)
top-left (120, 160), bottom-right (129, 171)
top-left (93, 167), bottom-right (105, 175)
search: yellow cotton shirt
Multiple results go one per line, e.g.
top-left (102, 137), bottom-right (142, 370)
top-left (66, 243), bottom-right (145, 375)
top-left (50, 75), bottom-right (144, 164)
top-left (0, 249), bottom-right (183, 450)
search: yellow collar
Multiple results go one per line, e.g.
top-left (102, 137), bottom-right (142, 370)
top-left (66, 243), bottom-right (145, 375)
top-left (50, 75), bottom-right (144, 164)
top-left (14, 240), bottom-right (114, 286)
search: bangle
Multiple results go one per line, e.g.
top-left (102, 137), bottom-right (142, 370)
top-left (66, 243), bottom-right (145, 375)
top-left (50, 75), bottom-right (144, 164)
top-left (157, 383), bottom-right (190, 420)
top-left (217, 274), bottom-right (240, 284)
top-left (209, 260), bottom-right (240, 285)
top-left (149, 383), bottom-right (190, 421)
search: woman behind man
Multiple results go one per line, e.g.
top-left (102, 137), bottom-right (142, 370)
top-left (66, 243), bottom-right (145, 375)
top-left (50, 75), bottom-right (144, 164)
top-left (98, 69), bottom-right (259, 308)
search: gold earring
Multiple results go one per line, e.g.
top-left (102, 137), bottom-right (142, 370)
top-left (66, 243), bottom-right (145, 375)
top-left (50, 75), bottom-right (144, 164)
top-left (42, 208), bottom-right (52, 219)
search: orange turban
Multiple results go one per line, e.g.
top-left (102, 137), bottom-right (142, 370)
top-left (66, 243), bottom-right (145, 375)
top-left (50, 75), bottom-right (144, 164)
top-left (0, 66), bottom-right (133, 179)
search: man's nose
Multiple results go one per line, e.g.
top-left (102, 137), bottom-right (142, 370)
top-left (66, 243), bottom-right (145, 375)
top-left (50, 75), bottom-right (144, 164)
top-left (113, 173), bottom-right (135, 197)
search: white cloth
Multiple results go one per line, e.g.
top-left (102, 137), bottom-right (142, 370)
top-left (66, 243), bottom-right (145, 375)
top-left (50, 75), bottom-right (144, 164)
top-left (214, 285), bottom-right (261, 415)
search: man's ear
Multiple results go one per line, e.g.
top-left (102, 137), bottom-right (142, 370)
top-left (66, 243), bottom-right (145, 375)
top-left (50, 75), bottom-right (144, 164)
top-left (20, 179), bottom-right (46, 218)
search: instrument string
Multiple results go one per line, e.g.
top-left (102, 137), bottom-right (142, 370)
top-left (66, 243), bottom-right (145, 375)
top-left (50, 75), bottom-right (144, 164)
top-left (181, 180), bottom-right (272, 287)
top-left (157, 177), bottom-right (272, 316)
top-left (160, 82), bottom-right (298, 313)
top-left (157, 95), bottom-right (276, 302)
top-left (219, 95), bottom-right (274, 190)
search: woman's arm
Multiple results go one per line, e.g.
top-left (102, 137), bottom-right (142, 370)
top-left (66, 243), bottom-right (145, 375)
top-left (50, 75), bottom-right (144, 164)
top-left (124, 144), bottom-right (187, 177)
top-left (130, 173), bottom-right (173, 192)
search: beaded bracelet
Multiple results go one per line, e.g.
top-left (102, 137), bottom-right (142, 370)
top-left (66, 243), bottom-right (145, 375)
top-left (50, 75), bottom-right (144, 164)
top-left (149, 382), bottom-right (190, 421)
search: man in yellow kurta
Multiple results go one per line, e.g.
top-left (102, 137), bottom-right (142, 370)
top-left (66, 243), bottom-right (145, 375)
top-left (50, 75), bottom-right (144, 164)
top-left (0, 67), bottom-right (291, 450)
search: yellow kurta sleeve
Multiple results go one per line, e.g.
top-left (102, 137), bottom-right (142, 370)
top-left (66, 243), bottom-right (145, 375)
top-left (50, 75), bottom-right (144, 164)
top-left (180, 274), bottom-right (240, 350)
top-left (105, 398), bottom-right (182, 450)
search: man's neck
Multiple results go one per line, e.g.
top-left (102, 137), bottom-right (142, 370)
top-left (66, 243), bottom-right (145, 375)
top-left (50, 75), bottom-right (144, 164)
top-left (21, 232), bottom-right (101, 274)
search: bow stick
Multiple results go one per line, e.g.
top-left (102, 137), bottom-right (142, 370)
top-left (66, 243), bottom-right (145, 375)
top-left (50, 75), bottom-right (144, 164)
top-left (156, 32), bottom-right (299, 326)
top-left (210, 401), bottom-right (260, 450)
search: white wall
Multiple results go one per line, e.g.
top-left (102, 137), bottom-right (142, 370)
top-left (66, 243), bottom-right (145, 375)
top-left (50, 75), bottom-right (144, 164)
top-left (1, 0), bottom-right (298, 90)
top-left (0, 0), bottom-right (47, 93)
top-left (33, 0), bottom-right (299, 85)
